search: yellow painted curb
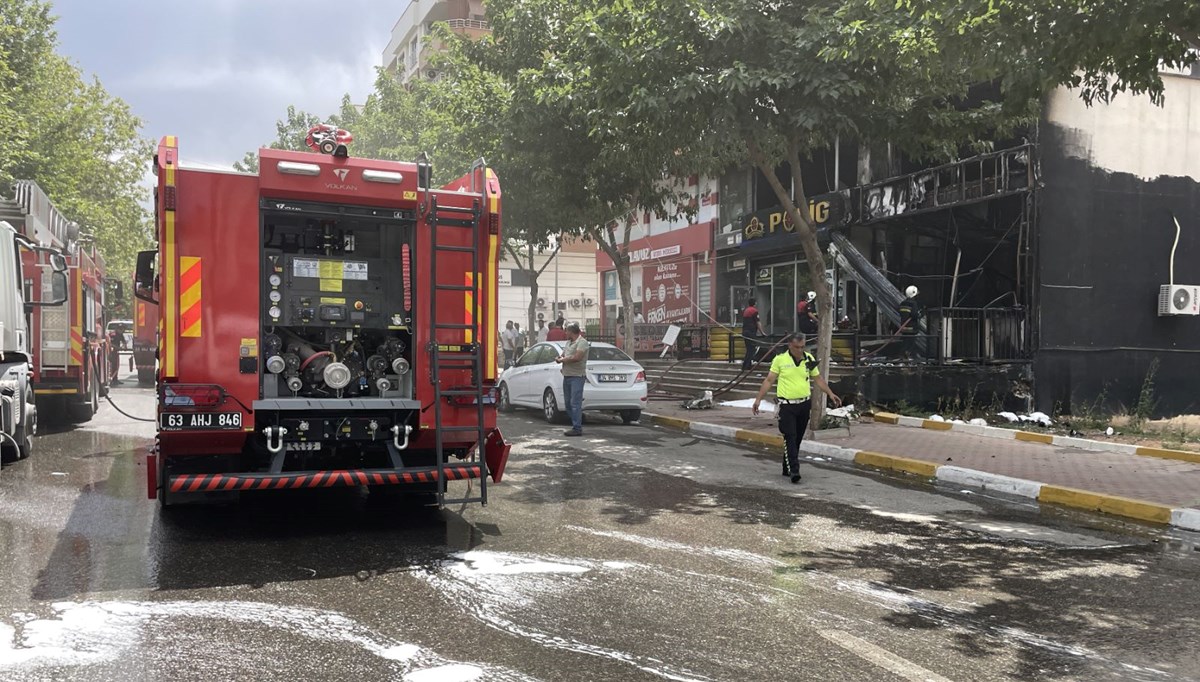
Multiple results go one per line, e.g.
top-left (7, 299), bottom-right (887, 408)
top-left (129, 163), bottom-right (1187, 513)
top-left (854, 451), bottom-right (940, 477)
top-left (1135, 446), bottom-right (1200, 465)
top-left (872, 412), bottom-right (900, 425)
top-left (922, 419), bottom-right (953, 431)
top-left (1015, 431), bottom-right (1054, 444)
top-left (736, 430), bottom-right (785, 448)
top-left (1038, 485), bottom-right (1172, 525)
top-left (651, 415), bottom-right (691, 430)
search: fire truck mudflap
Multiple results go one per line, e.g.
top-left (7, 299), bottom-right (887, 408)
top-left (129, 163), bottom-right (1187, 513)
top-left (142, 131), bottom-right (509, 505)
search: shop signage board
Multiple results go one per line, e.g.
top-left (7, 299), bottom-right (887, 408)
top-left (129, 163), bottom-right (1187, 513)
top-left (642, 259), bottom-right (694, 325)
top-left (737, 192), bottom-right (845, 253)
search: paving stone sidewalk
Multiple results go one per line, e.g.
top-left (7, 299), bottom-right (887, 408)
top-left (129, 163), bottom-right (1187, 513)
top-left (644, 400), bottom-right (1200, 512)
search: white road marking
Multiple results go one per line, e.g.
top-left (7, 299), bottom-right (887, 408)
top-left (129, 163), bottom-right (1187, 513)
top-left (817, 629), bottom-right (953, 682)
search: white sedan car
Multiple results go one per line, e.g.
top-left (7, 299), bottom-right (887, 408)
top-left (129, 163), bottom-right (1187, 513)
top-left (498, 340), bottom-right (648, 424)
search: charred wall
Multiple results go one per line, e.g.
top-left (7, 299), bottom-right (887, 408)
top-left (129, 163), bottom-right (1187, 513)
top-left (1035, 124), bottom-right (1200, 416)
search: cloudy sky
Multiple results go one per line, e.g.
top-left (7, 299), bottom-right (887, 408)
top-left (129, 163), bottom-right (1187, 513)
top-left (52, 0), bottom-right (403, 169)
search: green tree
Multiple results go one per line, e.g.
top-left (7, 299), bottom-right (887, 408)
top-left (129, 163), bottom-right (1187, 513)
top-left (457, 0), bottom-right (703, 351)
top-left (0, 0), bottom-right (152, 299)
top-left (233, 105), bottom-right (326, 172)
top-left (545, 0), bottom-right (1198, 427)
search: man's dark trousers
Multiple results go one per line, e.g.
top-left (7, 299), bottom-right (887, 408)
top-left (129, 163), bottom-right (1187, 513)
top-left (741, 335), bottom-right (758, 371)
top-left (778, 400), bottom-right (811, 475)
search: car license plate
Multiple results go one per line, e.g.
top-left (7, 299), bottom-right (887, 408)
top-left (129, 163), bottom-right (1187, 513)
top-left (160, 412), bottom-right (243, 431)
top-left (598, 374), bottom-right (625, 383)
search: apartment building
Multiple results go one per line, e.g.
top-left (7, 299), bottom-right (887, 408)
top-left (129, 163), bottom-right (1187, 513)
top-left (381, 0), bottom-right (490, 84)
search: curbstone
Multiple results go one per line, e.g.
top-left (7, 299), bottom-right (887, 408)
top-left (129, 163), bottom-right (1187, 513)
top-left (1038, 485), bottom-right (1173, 525)
top-left (690, 421), bottom-right (740, 440)
top-left (853, 451), bottom-right (940, 478)
top-left (1136, 446), bottom-right (1200, 465)
top-left (937, 466), bottom-right (1042, 500)
top-left (650, 415), bottom-right (691, 430)
top-left (1015, 431), bottom-right (1054, 445)
top-left (800, 440), bottom-right (857, 463)
top-left (736, 429), bottom-right (785, 449)
top-left (645, 411), bottom-right (1200, 531)
top-left (1170, 508), bottom-right (1200, 532)
top-left (922, 419), bottom-right (953, 431)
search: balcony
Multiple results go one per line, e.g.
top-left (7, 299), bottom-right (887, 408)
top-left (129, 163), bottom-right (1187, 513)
top-left (444, 18), bottom-right (490, 31)
top-left (854, 144), bottom-right (1036, 224)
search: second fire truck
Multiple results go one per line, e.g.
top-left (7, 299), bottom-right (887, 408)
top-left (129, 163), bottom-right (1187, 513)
top-left (2, 181), bottom-right (111, 424)
top-left (138, 129), bottom-right (510, 505)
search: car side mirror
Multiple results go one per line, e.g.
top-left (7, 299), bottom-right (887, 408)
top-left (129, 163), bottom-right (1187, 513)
top-left (135, 249), bottom-right (158, 304)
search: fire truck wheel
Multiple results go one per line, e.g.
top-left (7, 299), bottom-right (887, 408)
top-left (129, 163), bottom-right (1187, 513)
top-left (16, 387), bottom-right (34, 460)
top-left (66, 374), bottom-right (98, 423)
top-left (498, 382), bottom-right (513, 412)
top-left (137, 369), bottom-right (155, 387)
top-left (542, 389), bottom-right (563, 424)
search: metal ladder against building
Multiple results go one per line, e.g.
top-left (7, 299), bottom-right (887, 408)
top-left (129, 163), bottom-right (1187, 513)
top-left (427, 195), bottom-right (489, 506)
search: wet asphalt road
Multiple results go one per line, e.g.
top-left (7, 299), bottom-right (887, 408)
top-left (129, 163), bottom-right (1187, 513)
top-left (0, 362), bottom-right (1198, 681)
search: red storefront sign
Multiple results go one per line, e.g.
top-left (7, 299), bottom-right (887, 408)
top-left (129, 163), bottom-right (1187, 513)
top-left (595, 221), bottom-right (713, 271)
top-left (642, 259), bottom-right (694, 324)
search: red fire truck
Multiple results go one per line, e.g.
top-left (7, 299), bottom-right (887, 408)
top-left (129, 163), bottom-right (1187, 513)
top-left (132, 278), bottom-right (158, 386)
top-left (137, 132), bottom-right (511, 505)
top-left (5, 181), bottom-right (111, 423)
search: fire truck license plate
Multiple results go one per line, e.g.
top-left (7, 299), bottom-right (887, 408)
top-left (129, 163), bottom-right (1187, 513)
top-left (160, 412), bottom-right (243, 431)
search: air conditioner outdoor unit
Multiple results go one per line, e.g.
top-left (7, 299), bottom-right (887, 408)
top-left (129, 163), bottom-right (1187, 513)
top-left (536, 298), bottom-right (546, 308)
top-left (1158, 284), bottom-right (1200, 316)
top-left (570, 298), bottom-right (582, 308)
top-left (584, 297), bottom-right (595, 306)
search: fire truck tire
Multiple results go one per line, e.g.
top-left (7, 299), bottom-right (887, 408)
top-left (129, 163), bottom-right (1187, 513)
top-left (498, 382), bottom-right (513, 412)
top-left (67, 374), bottom-right (98, 423)
top-left (16, 387), bottom-right (34, 460)
top-left (542, 389), bottom-right (563, 424)
top-left (137, 369), bottom-right (155, 387)
top-left (3, 387), bottom-right (34, 462)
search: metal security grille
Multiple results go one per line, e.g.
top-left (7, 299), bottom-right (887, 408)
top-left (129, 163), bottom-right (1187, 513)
top-left (40, 306), bottom-right (69, 369)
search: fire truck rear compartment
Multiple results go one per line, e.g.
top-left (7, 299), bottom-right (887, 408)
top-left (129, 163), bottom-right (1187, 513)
top-left (244, 200), bottom-right (427, 477)
top-left (258, 202), bottom-right (415, 403)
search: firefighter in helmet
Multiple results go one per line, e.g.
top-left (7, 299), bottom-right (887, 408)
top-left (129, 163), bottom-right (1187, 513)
top-left (897, 285), bottom-right (923, 361)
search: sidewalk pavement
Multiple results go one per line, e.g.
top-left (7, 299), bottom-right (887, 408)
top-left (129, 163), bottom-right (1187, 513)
top-left (642, 400), bottom-right (1200, 532)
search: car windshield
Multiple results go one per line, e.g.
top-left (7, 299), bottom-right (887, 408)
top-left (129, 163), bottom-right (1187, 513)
top-left (588, 346), bottom-right (633, 362)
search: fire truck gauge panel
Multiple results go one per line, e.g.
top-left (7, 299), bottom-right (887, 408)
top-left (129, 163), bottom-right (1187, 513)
top-left (260, 201), bottom-right (414, 400)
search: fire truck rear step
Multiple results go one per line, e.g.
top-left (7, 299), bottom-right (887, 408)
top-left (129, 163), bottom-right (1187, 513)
top-left (167, 464), bottom-right (483, 494)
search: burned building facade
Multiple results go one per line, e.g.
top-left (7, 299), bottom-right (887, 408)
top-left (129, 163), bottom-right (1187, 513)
top-left (712, 68), bottom-right (1200, 417)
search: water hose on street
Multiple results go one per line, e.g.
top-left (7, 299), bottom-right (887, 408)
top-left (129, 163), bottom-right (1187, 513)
top-left (104, 394), bottom-right (156, 422)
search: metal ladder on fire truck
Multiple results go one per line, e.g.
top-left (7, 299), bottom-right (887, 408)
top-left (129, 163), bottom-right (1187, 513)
top-left (426, 161), bottom-right (490, 506)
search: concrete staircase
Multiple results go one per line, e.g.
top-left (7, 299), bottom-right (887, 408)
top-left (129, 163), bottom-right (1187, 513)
top-left (641, 358), bottom-right (853, 403)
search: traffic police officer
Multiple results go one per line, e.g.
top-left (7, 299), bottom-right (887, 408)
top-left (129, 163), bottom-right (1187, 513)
top-left (751, 334), bottom-right (841, 483)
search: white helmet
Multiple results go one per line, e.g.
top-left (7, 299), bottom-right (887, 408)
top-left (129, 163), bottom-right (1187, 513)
top-left (905, 285), bottom-right (919, 298)
top-left (807, 291), bottom-right (816, 301)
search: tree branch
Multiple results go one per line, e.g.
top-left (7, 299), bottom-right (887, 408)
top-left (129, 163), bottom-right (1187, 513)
top-left (533, 241), bottom-right (562, 277)
top-left (503, 242), bottom-right (526, 269)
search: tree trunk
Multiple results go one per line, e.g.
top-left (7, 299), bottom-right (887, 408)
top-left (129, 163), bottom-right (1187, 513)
top-left (588, 225), bottom-right (636, 353)
top-left (526, 244), bottom-right (538, 346)
top-left (749, 138), bottom-right (835, 434)
top-left (617, 261), bottom-right (634, 352)
top-left (528, 274), bottom-right (539, 347)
